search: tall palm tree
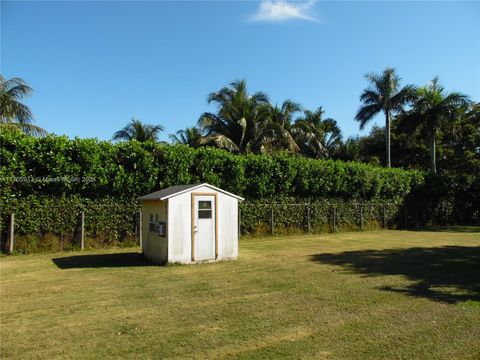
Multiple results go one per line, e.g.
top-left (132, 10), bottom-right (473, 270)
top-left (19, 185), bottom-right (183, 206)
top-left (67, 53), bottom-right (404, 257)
top-left (169, 127), bottom-right (203, 147)
top-left (198, 79), bottom-right (271, 153)
top-left (292, 107), bottom-right (342, 158)
top-left (0, 75), bottom-right (47, 136)
top-left (398, 77), bottom-right (469, 173)
top-left (112, 118), bottom-right (164, 142)
top-left (355, 68), bottom-right (416, 167)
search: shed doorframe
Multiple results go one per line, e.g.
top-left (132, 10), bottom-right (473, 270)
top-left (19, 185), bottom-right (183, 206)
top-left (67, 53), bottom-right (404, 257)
top-left (191, 192), bottom-right (218, 262)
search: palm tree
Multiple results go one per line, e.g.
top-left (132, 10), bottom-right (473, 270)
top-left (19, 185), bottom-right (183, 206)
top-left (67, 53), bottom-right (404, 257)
top-left (0, 75), bottom-right (47, 136)
top-left (336, 137), bottom-right (361, 162)
top-left (169, 127), bottom-right (203, 147)
top-left (355, 68), bottom-right (416, 167)
top-left (263, 100), bottom-right (302, 153)
top-left (112, 118), bottom-right (164, 142)
top-left (292, 107), bottom-right (342, 158)
top-left (198, 79), bottom-right (271, 153)
top-left (398, 77), bottom-right (469, 173)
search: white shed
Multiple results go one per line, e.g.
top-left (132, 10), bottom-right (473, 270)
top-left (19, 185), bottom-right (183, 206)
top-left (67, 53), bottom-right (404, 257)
top-left (138, 183), bottom-right (244, 264)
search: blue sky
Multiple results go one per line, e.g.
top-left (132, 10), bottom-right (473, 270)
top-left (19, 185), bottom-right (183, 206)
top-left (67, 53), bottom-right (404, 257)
top-left (2, 1), bottom-right (479, 141)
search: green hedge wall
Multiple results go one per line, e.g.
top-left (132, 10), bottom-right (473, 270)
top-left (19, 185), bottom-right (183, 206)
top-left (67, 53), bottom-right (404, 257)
top-left (0, 195), bottom-right (140, 253)
top-left (0, 194), bottom-right (473, 253)
top-left (2, 130), bottom-right (478, 253)
top-left (0, 130), bottom-right (424, 202)
top-left (0, 130), bottom-right (431, 253)
top-left (239, 199), bottom-right (403, 235)
top-left (1, 196), bottom-right (403, 253)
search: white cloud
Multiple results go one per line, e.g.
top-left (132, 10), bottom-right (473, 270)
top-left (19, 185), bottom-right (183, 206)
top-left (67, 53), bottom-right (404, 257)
top-left (249, 0), bottom-right (319, 23)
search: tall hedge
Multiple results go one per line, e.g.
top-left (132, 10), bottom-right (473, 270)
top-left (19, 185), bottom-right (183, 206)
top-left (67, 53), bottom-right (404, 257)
top-left (1, 130), bottom-right (478, 253)
top-left (0, 195), bottom-right (140, 253)
top-left (0, 130), bottom-right (424, 202)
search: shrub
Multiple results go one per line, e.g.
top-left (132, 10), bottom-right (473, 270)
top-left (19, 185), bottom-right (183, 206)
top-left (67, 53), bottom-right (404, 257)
top-left (1, 130), bottom-right (424, 202)
top-left (0, 195), bottom-right (140, 253)
top-left (1, 129), bottom-right (476, 252)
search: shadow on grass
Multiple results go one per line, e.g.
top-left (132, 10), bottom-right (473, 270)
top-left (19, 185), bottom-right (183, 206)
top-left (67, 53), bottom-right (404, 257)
top-left (410, 226), bottom-right (480, 233)
top-left (310, 246), bottom-right (480, 304)
top-left (52, 252), bottom-right (157, 269)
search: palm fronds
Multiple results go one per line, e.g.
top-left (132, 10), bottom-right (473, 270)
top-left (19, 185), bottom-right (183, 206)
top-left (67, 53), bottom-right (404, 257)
top-left (0, 75), bottom-right (47, 136)
top-left (113, 118), bottom-right (164, 142)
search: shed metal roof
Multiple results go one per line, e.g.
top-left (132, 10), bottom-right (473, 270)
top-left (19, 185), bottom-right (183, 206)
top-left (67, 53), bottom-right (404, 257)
top-left (138, 183), bottom-right (244, 201)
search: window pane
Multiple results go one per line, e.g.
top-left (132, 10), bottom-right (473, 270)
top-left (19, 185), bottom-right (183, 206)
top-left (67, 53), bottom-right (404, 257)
top-left (198, 210), bottom-right (212, 219)
top-left (198, 201), bottom-right (211, 210)
top-left (158, 222), bottom-right (166, 236)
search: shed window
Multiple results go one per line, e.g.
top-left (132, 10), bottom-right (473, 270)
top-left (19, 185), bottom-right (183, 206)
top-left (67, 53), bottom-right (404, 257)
top-left (199, 201), bottom-right (211, 209)
top-left (198, 201), bottom-right (212, 219)
top-left (157, 222), bottom-right (167, 237)
top-left (149, 213), bottom-right (160, 232)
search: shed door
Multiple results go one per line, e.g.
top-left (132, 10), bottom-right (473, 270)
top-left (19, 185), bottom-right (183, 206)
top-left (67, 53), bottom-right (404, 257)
top-left (193, 195), bottom-right (216, 261)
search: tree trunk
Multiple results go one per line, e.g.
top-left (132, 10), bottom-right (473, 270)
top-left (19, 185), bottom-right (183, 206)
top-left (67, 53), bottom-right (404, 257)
top-left (385, 111), bottom-right (391, 168)
top-left (430, 130), bottom-right (437, 174)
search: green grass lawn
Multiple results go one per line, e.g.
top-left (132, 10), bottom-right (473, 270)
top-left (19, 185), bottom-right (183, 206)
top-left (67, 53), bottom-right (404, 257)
top-left (1, 229), bottom-right (479, 359)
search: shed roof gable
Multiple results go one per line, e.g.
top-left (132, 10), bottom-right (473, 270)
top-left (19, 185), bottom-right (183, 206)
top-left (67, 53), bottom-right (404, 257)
top-left (138, 183), bottom-right (244, 201)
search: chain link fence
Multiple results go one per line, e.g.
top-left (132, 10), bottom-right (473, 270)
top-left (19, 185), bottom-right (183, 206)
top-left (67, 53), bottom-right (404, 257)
top-left (239, 200), bottom-right (479, 236)
top-left (1, 198), bottom-right (478, 253)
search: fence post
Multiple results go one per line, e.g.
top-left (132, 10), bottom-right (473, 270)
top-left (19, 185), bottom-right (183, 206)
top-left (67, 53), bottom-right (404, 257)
top-left (8, 213), bottom-right (14, 254)
top-left (306, 203), bottom-right (311, 234)
top-left (270, 202), bottom-right (275, 236)
top-left (403, 205), bottom-right (407, 229)
top-left (139, 210), bottom-right (143, 249)
top-left (80, 211), bottom-right (85, 250)
top-left (382, 205), bottom-right (386, 229)
top-left (442, 203), bottom-right (445, 225)
top-left (359, 205), bottom-right (363, 231)
top-left (332, 206), bottom-right (336, 233)
top-left (238, 208), bottom-right (241, 239)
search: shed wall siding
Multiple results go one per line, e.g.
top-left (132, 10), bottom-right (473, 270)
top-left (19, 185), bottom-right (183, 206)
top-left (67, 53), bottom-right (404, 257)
top-left (217, 193), bottom-right (238, 260)
top-left (142, 200), bottom-right (168, 263)
top-left (168, 193), bottom-right (192, 263)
